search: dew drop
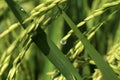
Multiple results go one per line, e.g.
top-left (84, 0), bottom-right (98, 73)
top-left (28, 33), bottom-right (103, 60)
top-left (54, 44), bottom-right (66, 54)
top-left (60, 40), bottom-right (67, 45)
top-left (20, 8), bottom-right (24, 11)
top-left (19, 7), bottom-right (27, 14)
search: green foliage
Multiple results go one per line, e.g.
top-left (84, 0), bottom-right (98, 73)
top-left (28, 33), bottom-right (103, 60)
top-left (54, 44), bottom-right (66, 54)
top-left (0, 0), bottom-right (120, 80)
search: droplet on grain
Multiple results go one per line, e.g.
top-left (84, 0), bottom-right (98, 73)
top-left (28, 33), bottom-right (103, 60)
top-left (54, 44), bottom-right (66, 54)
top-left (60, 40), bottom-right (67, 45)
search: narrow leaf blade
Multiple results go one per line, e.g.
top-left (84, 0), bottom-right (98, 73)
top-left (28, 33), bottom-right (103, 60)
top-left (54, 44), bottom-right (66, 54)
top-left (61, 10), bottom-right (119, 80)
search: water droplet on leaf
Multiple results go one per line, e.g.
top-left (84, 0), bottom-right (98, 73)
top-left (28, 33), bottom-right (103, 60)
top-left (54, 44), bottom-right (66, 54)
top-left (20, 8), bottom-right (24, 11)
top-left (60, 40), bottom-right (67, 45)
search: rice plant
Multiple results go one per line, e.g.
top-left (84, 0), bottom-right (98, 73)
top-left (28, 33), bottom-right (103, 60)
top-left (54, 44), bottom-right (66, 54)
top-left (0, 0), bottom-right (120, 80)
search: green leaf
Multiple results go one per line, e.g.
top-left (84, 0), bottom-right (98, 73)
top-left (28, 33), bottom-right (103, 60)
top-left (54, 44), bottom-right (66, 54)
top-left (5, 0), bottom-right (82, 80)
top-left (5, 0), bottom-right (30, 29)
top-left (61, 10), bottom-right (119, 80)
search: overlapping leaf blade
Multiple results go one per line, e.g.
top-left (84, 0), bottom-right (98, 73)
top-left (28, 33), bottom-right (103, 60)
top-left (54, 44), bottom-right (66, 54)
top-left (5, 0), bottom-right (82, 80)
top-left (61, 10), bottom-right (119, 80)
